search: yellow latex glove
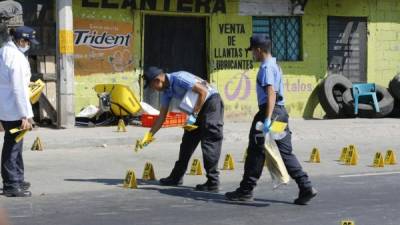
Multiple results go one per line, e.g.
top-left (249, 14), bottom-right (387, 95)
top-left (135, 132), bottom-right (154, 152)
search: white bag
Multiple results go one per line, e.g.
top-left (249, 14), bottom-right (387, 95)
top-left (179, 90), bottom-right (199, 114)
top-left (264, 133), bottom-right (290, 189)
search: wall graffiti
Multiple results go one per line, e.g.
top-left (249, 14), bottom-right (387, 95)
top-left (224, 71), bottom-right (251, 101)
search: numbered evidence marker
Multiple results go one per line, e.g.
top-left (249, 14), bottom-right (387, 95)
top-left (142, 162), bottom-right (156, 181)
top-left (344, 145), bottom-right (358, 165)
top-left (341, 220), bottom-right (355, 225)
top-left (385, 149), bottom-right (397, 165)
top-left (309, 148), bottom-right (321, 163)
top-left (189, 159), bottom-right (203, 175)
top-left (123, 169), bottom-right (137, 189)
top-left (222, 154), bottom-right (235, 170)
top-left (31, 137), bottom-right (44, 151)
top-left (372, 152), bottom-right (385, 168)
top-left (339, 147), bottom-right (349, 162)
top-left (117, 119), bottom-right (127, 132)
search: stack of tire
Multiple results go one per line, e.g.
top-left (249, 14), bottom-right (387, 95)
top-left (318, 74), bottom-right (400, 118)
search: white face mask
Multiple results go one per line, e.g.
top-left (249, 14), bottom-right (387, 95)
top-left (18, 45), bottom-right (30, 53)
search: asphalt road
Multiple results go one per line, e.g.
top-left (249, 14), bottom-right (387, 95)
top-left (4, 172), bottom-right (400, 225)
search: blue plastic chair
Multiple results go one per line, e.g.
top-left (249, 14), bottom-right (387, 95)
top-left (352, 83), bottom-right (380, 114)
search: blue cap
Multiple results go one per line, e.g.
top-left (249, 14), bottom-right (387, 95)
top-left (144, 66), bottom-right (163, 87)
top-left (246, 34), bottom-right (270, 51)
top-left (13, 26), bottom-right (39, 45)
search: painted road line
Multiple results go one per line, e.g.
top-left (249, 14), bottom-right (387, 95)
top-left (339, 171), bottom-right (400, 178)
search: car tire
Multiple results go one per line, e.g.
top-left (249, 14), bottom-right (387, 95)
top-left (389, 74), bottom-right (400, 100)
top-left (318, 75), bottom-right (353, 118)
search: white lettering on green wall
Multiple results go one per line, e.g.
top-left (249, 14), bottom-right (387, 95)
top-left (82, 0), bottom-right (227, 13)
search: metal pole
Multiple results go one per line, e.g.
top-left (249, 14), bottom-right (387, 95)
top-left (56, 0), bottom-right (75, 128)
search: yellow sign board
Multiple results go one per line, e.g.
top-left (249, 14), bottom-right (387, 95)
top-left (59, 30), bottom-right (74, 54)
top-left (385, 150), bottom-right (397, 165)
top-left (123, 169), bottom-right (137, 189)
top-left (142, 162), bottom-right (156, 181)
top-left (373, 152), bottom-right (384, 168)
top-left (339, 147), bottom-right (348, 162)
top-left (309, 148), bottom-right (320, 163)
top-left (222, 154), bottom-right (235, 170)
top-left (189, 159), bottom-right (203, 175)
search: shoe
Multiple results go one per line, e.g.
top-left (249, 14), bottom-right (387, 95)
top-left (159, 176), bottom-right (183, 186)
top-left (294, 187), bottom-right (317, 205)
top-left (21, 181), bottom-right (31, 191)
top-left (194, 181), bottom-right (219, 193)
top-left (225, 189), bottom-right (253, 201)
top-left (3, 187), bottom-right (32, 197)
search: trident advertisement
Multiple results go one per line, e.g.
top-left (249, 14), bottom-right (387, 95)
top-left (73, 19), bottom-right (134, 76)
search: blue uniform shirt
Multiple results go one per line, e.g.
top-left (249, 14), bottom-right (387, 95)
top-left (256, 57), bottom-right (285, 106)
top-left (160, 71), bottom-right (217, 108)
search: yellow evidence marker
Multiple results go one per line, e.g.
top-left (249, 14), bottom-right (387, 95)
top-left (341, 220), bottom-right (355, 225)
top-left (372, 152), bottom-right (385, 168)
top-left (10, 128), bottom-right (30, 143)
top-left (123, 169), bottom-right (137, 189)
top-left (117, 119), bottom-right (127, 132)
top-left (384, 149), bottom-right (397, 165)
top-left (339, 147), bottom-right (348, 162)
top-left (142, 162), bottom-right (156, 181)
top-left (189, 159), bottom-right (203, 175)
top-left (309, 148), bottom-right (321, 163)
top-left (344, 145), bottom-right (358, 165)
top-left (31, 137), bottom-right (44, 151)
top-left (222, 154), bottom-right (235, 170)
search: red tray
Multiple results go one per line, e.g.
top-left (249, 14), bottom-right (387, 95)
top-left (141, 112), bottom-right (187, 128)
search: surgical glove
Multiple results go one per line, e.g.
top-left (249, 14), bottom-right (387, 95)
top-left (263, 118), bottom-right (272, 134)
top-left (141, 131), bottom-right (154, 146)
top-left (186, 114), bottom-right (197, 125)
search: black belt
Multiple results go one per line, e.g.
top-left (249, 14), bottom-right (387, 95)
top-left (258, 104), bottom-right (284, 111)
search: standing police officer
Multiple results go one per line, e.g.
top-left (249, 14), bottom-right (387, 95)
top-left (0, 26), bottom-right (39, 197)
top-left (225, 35), bottom-right (317, 205)
top-left (140, 67), bottom-right (224, 192)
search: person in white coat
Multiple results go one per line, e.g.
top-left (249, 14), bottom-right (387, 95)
top-left (0, 26), bottom-right (38, 197)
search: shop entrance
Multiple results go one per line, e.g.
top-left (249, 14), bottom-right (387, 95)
top-left (143, 15), bottom-right (207, 108)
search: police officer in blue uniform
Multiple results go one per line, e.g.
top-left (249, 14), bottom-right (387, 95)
top-left (141, 67), bottom-right (224, 192)
top-left (225, 35), bottom-right (317, 205)
top-left (0, 26), bottom-right (39, 197)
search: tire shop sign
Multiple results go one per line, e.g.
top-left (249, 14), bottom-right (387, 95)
top-left (81, 0), bottom-right (227, 13)
top-left (73, 19), bottom-right (134, 75)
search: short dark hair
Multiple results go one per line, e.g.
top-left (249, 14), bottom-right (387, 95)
top-left (259, 39), bottom-right (272, 54)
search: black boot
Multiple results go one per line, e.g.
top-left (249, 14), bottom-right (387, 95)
top-left (21, 181), bottom-right (31, 191)
top-left (194, 181), bottom-right (219, 193)
top-left (225, 189), bottom-right (253, 201)
top-left (3, 186), bottom-right (31, 197)
top-left (294, 187), bottom-right (317, 205)
top-left (159, 176), bottom-right (183, 186)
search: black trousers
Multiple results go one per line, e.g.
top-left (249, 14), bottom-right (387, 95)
top-left (239, 105), bottom-right (312, 193)
top-left (169, 94), bottom-right (224, 185)
top-left (1, 120), bottom-right (24, 189)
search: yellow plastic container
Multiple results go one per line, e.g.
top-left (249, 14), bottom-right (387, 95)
top-left (94, 84), bottom-right (141, 116)
top-left (29, 79), bottom-right (45, 104)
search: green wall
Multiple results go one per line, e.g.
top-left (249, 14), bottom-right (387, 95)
top-left (72, 0), bottom-right (400, 119)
